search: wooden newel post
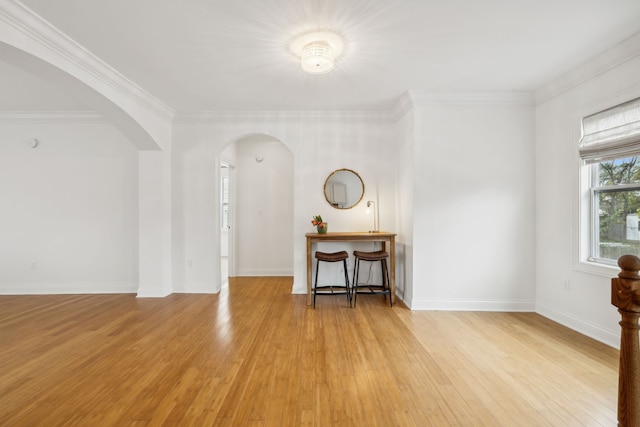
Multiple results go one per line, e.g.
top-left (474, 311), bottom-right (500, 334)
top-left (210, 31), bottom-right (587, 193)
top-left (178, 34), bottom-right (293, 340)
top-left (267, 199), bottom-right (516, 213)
top-left (612, 254), bottom-right (640, 427)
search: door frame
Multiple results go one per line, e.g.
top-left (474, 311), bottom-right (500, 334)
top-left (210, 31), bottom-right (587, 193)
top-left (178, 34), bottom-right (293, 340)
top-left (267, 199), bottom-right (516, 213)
top-left (220, 159), bottom-right (236, 278)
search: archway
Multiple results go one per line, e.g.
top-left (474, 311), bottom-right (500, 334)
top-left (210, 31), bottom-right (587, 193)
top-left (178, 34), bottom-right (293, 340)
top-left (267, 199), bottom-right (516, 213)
top-left (0, 4), bottom-right (170, 150)
top-left (221, 134), bottom-right (294, 282)
top-left (0, 10), bottom-right (174, 296)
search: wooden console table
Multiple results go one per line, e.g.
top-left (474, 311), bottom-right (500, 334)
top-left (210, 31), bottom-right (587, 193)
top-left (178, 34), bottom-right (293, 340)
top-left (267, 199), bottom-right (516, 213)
top-left (305, 231), bottom-right (397, 306)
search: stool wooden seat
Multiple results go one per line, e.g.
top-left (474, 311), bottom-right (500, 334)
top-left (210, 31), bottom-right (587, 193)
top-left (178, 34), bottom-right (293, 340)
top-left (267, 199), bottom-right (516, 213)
top-left (313, 250), bottom-right (351, 308)
top-left (352, 250), bottom-right (392, 307)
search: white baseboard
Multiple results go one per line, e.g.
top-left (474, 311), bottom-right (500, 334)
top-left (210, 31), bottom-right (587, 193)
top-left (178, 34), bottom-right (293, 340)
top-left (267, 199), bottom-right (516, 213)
top-left (235, 268), bottom-right (293, 277)
top-left (536, 303), bottom-right (620, 349)
top-left (410, 298), bottom-right (536, 312)
top-left (0, 282), bottom-right (138, 295)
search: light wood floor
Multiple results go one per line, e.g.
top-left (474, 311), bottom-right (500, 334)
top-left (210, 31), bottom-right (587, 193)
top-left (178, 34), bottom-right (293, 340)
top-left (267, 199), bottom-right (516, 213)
top-left (0, 277), bottom-right (620, 426)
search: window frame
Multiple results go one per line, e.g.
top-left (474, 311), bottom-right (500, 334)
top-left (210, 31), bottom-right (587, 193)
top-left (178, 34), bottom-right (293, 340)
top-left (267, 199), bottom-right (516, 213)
top-left (578, 95), bottom-right (640, 270)
top-left (588, 164), bottom-right (640, 266)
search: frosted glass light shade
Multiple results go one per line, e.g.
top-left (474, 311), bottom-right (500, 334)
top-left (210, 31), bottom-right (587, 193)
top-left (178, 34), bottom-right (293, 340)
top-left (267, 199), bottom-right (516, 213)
top-left (301, 41), bottom-right (334, 74)
top-left (290, 31), bottom-right (344, 75)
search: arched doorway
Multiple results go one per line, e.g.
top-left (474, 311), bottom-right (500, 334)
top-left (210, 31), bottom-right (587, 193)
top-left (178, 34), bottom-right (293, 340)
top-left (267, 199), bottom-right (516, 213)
top-left (220, 134), bottom-right (294, 283)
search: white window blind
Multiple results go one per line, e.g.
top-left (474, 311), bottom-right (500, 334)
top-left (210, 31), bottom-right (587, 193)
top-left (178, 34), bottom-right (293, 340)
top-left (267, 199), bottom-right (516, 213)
top-left (579, 97), bottom-right (640, 164)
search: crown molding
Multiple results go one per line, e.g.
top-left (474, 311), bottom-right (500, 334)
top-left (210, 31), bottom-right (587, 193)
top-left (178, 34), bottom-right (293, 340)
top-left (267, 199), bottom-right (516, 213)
top-left (172, 91), bottom-right (534, 125)
top-left (173, 109), bottom-right (397, 125)
top-left (408, 91), bottom-right (535, 106)
top-left (389, 91), bottom-right (414, 122)
top-left (534, 31), bottom-right (640, 105)
top-left (0, 110), bottom-right (106, 123)
top-left (0, 0), bottom-right (174, 121)
top-left (0, 92), bottom-right (534, 127)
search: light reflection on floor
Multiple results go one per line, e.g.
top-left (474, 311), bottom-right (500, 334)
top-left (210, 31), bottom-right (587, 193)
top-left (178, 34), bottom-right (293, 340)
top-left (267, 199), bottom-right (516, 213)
top-left (216, 256), bottom-right (232, 345)
top-left (221, 256), bottom-right (228, 285)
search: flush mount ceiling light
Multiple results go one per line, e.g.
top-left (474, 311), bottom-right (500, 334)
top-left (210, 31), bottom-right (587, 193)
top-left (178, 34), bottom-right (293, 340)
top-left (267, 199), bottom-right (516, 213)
top-left (290, 30), bottom-right (344, 74)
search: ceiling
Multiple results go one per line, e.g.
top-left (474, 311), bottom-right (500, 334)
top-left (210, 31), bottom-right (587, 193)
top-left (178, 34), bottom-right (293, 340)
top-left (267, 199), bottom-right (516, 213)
top-left (3, 0), bottom-right (640, 113)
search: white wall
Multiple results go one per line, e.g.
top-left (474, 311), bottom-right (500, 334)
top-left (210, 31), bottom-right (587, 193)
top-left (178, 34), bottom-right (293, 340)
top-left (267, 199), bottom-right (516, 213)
top-left (409, 93), bottom-right (537, 311)
top-left (394, 104), bottom-right (414, 303)
top-left (170, 125), bottom-right (220, 293)
top-left (535, 34), bottom-right (640, 348)
top-left (172, 115), bottom-right (396, 295)
top-left (0, 120), bottom-right (139, 293)
top-left (1, 106), bottom-right (535, 312)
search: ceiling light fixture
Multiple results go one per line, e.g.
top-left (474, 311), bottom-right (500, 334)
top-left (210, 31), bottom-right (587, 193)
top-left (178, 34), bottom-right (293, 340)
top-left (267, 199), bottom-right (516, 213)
top-left (301, 41), bottom-right (334, 74)
top-left (290, 30), bottom-right (344, 75)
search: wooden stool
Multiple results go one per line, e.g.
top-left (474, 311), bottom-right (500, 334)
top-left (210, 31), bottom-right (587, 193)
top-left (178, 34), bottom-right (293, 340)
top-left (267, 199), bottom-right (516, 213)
top-left (352, 250), bottom-right (392, 307)
top-left (313, 251), bottom-right (351, 308)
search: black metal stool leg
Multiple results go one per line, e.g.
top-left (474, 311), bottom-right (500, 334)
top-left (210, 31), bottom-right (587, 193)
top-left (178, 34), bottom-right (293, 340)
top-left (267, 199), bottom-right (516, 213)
top-left (382, 259), bottom-right (392, 307)
top-left (352, 258), bottom-right (359, 307)
top-left (342, 259), bottom-right (351, 307)
top-left (313, 258), bottom-right (320, 308)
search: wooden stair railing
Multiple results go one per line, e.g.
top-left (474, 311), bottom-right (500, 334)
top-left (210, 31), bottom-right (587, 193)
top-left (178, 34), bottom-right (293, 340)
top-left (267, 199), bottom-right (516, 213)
top-left (612, 255), bottom-right (640, 427)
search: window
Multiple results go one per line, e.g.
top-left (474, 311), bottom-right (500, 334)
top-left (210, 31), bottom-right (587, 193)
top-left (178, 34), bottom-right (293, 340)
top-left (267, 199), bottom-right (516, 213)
top-left (581, 97), bottom-right (640, 265)
top-left (589, 157), bottom-right (640, 264)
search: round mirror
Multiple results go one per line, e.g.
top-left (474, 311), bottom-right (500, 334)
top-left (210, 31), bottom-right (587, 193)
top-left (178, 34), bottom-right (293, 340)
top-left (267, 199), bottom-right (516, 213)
top-left (323, 168), bottom-right (365, 209)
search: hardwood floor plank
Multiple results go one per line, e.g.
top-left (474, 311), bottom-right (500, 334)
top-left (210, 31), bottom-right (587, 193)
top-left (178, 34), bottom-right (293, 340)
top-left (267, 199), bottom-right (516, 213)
top-left (0, 277), bottom-right (619, 426)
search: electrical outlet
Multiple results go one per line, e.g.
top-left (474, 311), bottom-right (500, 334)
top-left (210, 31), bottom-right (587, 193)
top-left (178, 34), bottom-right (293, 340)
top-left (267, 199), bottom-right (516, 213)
top-left (31, 260), bottom-right (37, 270)
top-left (562, 280), bottom-right (570, 291)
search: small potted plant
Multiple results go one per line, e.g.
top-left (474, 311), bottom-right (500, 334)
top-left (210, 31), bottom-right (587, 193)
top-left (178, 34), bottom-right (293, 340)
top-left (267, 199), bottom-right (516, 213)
top-left (311, 215), bottom-right (328, 234)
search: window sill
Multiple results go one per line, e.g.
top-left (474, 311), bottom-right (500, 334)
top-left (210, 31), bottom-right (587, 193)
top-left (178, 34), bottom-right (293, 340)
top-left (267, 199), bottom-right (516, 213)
top-left (575, 259), bottom-right (619, 279)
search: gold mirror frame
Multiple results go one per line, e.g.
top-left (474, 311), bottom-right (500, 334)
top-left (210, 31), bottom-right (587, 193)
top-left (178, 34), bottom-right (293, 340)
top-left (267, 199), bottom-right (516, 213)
top-left (323, 168), bottom-right (365, 209)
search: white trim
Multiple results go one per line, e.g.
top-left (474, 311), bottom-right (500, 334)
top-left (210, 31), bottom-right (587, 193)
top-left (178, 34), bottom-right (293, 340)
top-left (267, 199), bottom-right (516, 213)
top-left (409, 298), bottom-right (535, 312)
top-left (409, 91), bottom-right (535, 106)
top-left (173, 109), bottom-right (395, 124)
top-left (0, 1), bottom-right (173, 121)
top-left (235, 268), bottom-right (294, 277)
top-left (536, 303), bottom-right (620, 349)
top-left (0, 282), bottom-right (137, 295)
top-left (0, 110), bottom-right (105, 123)
top-left (173, 91), bottom-right (534, 124)
top-left (390, 91), bottom-right (414, 122)
top-left (574, 260), bottom-right (619, 279)
top-left (535, 31), bottom-right (640, 105)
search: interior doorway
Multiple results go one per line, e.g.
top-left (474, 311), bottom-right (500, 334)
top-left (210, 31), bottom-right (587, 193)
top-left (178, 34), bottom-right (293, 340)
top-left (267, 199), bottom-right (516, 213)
top-left (220, 135), bottom-right (293, 277)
